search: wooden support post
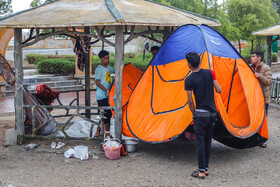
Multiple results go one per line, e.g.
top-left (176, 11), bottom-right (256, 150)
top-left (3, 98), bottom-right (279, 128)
top-left (14, 28), bottom-right (24, 144)
top-left (114, 25), bottom-right (124, 140)
top-left (84, 26), bottom-right (91, 118)
top-left (163, 26), bottom-right (170, 42)
top-left (266, 36), bottom-right (273, 67)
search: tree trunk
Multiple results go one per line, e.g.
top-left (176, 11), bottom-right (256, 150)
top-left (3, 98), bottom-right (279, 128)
top-left (238, 40), bottom-right (241, 54)
top-left (266, 36), bottom-right (272, 67)
top-left (251, 40), bottom-right (254, 53)
top-left (257, 43), bottom-right (261, 50)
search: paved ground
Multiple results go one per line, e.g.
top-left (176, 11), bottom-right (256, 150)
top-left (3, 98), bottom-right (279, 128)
top-left (0, 106), bottom-right (279, 187)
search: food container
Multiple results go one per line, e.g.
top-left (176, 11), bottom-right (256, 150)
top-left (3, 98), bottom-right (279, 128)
top-left (125, 139), bottom-right (139, 153)
top-left (103, 145), bottom-right (122, 160)
top-left (74, 145), bottom-right (88, 159)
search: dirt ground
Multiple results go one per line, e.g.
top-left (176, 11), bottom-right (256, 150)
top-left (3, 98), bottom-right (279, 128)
top-left (0, 107), bottom-right (280, 187)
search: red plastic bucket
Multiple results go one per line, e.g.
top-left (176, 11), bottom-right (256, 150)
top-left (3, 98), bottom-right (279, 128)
top-left (103, 144), bottom-right (122, 160)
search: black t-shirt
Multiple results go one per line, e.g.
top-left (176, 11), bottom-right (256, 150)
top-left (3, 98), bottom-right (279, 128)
top-left (185, 69), bottom-right (217, 113)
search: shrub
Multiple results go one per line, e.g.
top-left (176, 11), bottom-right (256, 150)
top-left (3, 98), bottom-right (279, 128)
top-left (24, 54), bottom-right (47, 65)
top-left (45, 55), bottom-right (76, 59)
top-left (271, 52), bottom-right (278, 62)
top-left (34, 53), bottom-right (152, 74)
top-left (37, 58), bottom-right (75, 74)
top-left (124, 52), bottom-right (136, 58)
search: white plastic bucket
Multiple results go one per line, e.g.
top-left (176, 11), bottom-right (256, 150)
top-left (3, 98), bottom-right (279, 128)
top-left (74, 145), bottom-right (88, 159)
top-left (125, 140), bottom-right (138, 153)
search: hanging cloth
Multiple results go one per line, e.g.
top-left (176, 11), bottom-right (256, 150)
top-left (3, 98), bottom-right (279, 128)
top-left (73, 36), bottom-right (91, 71)
top-left (0, 53), bottom-right (56, 135)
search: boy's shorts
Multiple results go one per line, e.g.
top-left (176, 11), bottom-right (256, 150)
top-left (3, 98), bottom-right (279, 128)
top-left (97, 98), bottom-right (112, 124)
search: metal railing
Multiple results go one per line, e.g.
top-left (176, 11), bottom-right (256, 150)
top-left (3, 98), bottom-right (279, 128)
top-left (270, 77), bottom-right (280, 104)
top-left (21, 89), bottom-right (113, 141)
top-left (23, 104), bottom-right (113, 140)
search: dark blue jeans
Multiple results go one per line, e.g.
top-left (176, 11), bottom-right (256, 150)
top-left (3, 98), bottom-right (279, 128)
top-left (265, 104), bottom-right (269, 115)
top-left (193, 115), bottom-right (217, 171)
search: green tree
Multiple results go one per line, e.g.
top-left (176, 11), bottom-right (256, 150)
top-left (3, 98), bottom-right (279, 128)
top-left (271, 0), bottom-right (280, 14)
top-left (227, 0), bottom-right (278, 53)
top-left (0, 0), bottom-right (12, 17)
top-left (153, 0), bottom-right (232, 41)
top-left (30, 0), bottom-right (54, 7)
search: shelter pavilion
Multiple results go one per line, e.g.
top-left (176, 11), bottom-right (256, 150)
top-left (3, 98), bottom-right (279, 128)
top-left (253, 23), bottom-right (280, 66)
top-left (0, 0), bottom-right (220, 142)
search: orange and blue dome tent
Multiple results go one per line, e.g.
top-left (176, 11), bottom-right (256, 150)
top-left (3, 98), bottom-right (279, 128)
top-left (109, 24), bottom-right (268, 149)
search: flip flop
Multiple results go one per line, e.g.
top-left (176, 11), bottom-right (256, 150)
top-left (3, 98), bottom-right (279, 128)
top-left (56, 142), bottom-right (66, 149)
top-left (51, 142), bottom-right (57, 149)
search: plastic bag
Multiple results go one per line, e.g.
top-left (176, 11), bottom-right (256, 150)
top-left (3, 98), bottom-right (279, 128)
top-left (103, 138), bottom-right (121, 149)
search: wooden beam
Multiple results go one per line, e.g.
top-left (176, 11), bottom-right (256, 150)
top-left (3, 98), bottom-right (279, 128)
top-left (266, 36), bottom-right (273, 67)
top-left (14, 28), bottom-right (24, 144)
top-left (84, 27), bottom-right (91, 118)
top-left (114, 25), bottom-right (124, 140)
top-left (94, 26), bottom-right (116, 47)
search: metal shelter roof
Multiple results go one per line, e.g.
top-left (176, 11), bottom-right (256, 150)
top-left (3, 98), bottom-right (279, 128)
top-left (253, 23), bottom-right (280, 36)
top-left (0, 0), bottom-right (220, 29)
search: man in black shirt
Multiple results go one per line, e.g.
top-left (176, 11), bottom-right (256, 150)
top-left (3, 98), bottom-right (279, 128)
top-left (185, 52), bottom-right (222, 179)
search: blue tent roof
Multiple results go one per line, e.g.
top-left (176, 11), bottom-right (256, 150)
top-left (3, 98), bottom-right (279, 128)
top-left (151, 24), bottom-right (242, 66)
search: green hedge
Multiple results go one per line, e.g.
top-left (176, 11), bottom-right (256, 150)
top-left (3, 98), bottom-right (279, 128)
top-left (37, 58), bottom-right (75, 74)
top-left (271, 53), bottom-right (278, 62)
top-left (24, 54), bottom-right (48, 65)
top-left (25, 54), bottom-right (76, 65)
top-left (91, 53), bottom-right (151, 72)
top-left (33, 53), bottom-right (152, 74)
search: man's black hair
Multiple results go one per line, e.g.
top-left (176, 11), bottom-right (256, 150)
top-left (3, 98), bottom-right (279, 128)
top-left (251, 50), bottom-right (264, 62)
top-left (151, 46), bottom-right (160, 52)
top-left (98, 50), bottom-right (109, 58)
top-left (186, 52), bottom-right (200, 68)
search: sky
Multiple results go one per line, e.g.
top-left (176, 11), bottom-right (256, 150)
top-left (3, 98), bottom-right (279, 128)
top-left (12, 0), bottom-right (33, 13)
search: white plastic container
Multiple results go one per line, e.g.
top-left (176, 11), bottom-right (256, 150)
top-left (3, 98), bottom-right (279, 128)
top-left (74, 145), bottom-right (88, 159)
top-left (125, 140), bottom-right (139, 153)
top-left (64, 148), bottom-right (75, 158)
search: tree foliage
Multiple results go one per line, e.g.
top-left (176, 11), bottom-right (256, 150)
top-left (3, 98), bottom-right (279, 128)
top-left (155, 0), bottom-right (279, 53)
top-left (27, 0), bottom-right (279, 53)
top-left (271, 0), bottom-right (280, 14)
top-left (227, 0), bottom-right (278, 52)
top-left (30, 0), bottom-right (54, 7)
top-left (0, 0), bottom-right (12, 17)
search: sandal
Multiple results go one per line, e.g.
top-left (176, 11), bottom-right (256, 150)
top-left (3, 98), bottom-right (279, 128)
top-left (56, 142), bottom-right (65, 149)
top-left (191, 169), bottom-right (205, 179)
top-left (205, 170), bottom-right (209, 176)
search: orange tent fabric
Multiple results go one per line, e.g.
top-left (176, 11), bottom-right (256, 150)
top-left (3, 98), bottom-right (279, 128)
top-left (0, 28), bottom-right (13, 82)
top-left (110, 24), bottom-right (268, 148)
top-left (109, 63), bottom-right (143, 137)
